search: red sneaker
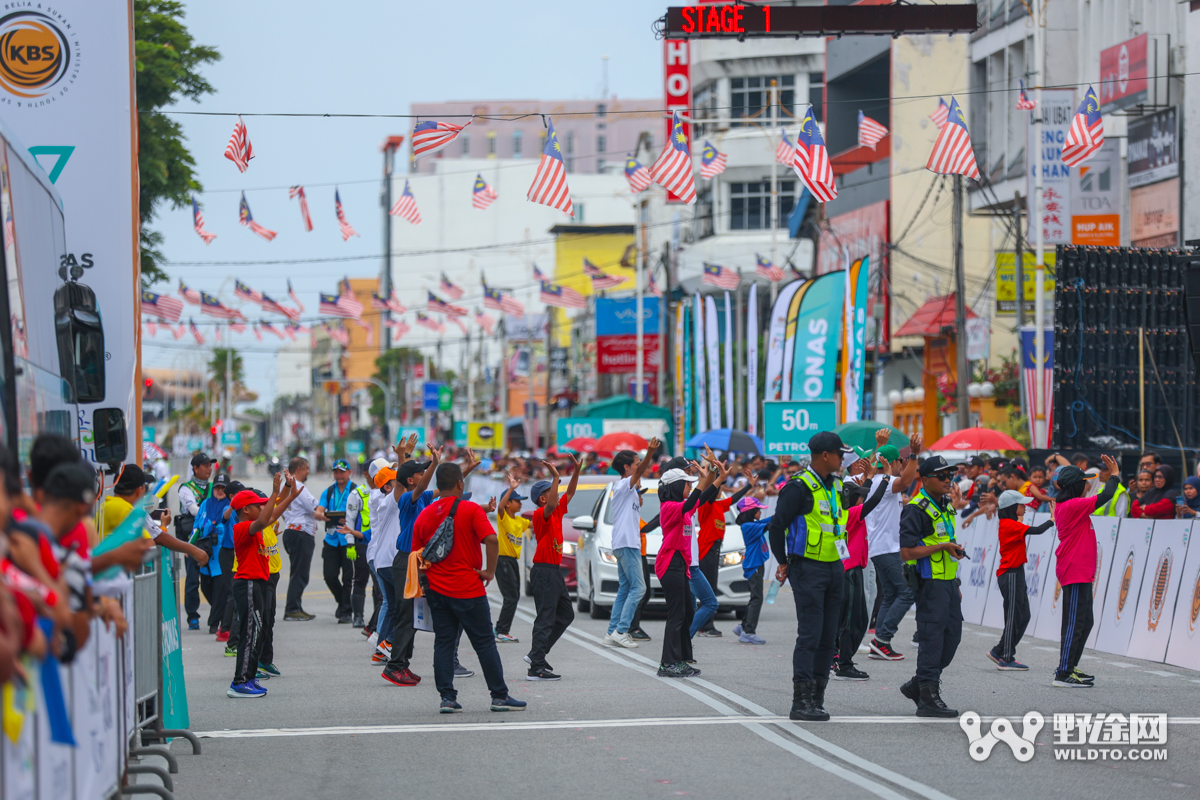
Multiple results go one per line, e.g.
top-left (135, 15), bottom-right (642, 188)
top-left (382, 667), bottom-right (421, 686)
top-left (215, 630), bottom-right (230, 642)
top-left (868, 638), bottom-right (905, 661)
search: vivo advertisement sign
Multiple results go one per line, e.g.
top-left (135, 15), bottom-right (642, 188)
top-left (595, 297), bottom-right (662, 337)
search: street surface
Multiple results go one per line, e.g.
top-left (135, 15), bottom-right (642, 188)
top-left (162, 478), bottom-right (1200, 800)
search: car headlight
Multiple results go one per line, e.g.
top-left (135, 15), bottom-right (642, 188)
top-left (721, 550), bottom-right (744, 566)
top-left (598, 548), bottom-right (617, 564)
top-left (561, 541), bottom-right (577, 556)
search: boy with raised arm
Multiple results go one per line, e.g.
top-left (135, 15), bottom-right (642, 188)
top-left (227, 473), bottom-right (285, 698)
top-left (525, 453), bottom-right (581, 681)
top-left (604, 439), bottom-right (660, 649)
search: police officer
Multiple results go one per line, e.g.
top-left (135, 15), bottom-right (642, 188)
top-left (898, 455), bottom-right (967, 718)
top-left (346, 465), bottom-right (375, 629)
top-left (768, 431), bottom-right (858, 722)
top-left (178, 452), bottom-right (216, 631)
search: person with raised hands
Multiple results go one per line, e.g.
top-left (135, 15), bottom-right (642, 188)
top-left (525, 453), bottom-right (581, 681)
top-left (493, 468), bottom-right (529, 644)
top-left (603, 438), bottom-right (660, 649)
top-left (695, 446), bottom-right (754, 638)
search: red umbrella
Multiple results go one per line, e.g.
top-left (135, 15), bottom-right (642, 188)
top-left (595, 431), bottom-right (649, 456)
top-left (929, 427), bottom-right (1025, 452)
top-left (563, 437), bottom-right (599, 453)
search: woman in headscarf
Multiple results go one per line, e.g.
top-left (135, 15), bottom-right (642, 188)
top-left (1130, 465), bottom-right (1177, 519)
top-left (1178, 476), bottom-right (1200, 518)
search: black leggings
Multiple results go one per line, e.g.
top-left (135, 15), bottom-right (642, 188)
top-left (660, 552), bottom-right (695, 666)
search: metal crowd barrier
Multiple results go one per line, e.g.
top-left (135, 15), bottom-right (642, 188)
top-left (0, 546), bottom-right (202, 800)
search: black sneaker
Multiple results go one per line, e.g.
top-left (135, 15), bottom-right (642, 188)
top-left (491, 696), bottom-right (528, 712)
top-left (868, 638), bottom-right (905, 661)
top-left (629, 629), bottom-right (651, 641)
top-left (656, 662), bottom-right (690, 678)
top-left (1052, 672), bottom-right (1093, 688)
top-left (833, 663), bottom-right (870, 681)
top-left (699, 627), bottom-right (722, 638)
top-left (439, 699), bottom-right (463, 714)
top-left (1071, 667), bottom-right (1095, 683)
top-left (683, 664), bottom-right (702, 677)
top-left (526, 667), bottom-right (561, 681)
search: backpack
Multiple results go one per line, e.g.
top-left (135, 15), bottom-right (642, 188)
top-left (421, 497), bottom-right (462, 564)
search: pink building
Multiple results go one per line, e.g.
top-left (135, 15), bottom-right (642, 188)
top-left (409, 98), bottom-right (660, 174)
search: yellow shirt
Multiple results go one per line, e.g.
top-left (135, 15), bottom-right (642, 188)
top-left (497, 513), bottom-right (530, 559)
top-left (99, 495), bottom-right (134, 540)
top-left (262, 524), bottom-right (282, 574)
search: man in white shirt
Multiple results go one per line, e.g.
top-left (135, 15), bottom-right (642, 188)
top-left (178, 452), bottom-right (215, 630)
top-left (603, 438), bottom-right (660, 649)
top-left (282, 456), bottom-right (324, 621)
top-left (367, 465), bottom-right (401, 662)
top-left (863, 431), bottom-right (921, 661)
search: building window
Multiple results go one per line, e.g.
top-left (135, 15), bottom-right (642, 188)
top-left (597, 159), bottom-right (606, 173)
top-left (461, 133), bottom-right (470, 156)
top-left (566, 131), bottom-right (575, 154)
top-left (808, 73), bottom-right (824, 122)
top-left (731, 75), bottom-right (795, 125)
top-left (596, 103), bottom-right (607, 118)
top-left (513, 130), bottom-right (523, 157)
top-left (729, 180), bottom-right (796, 230)
top-left (575, 203), bottom-right (584, 222)
top-left (487, 130), bottom-right (497, 156)
top-left (597, 135), bottom-right (607, 154)
top-left (778, 180), bottom-right (797, 227)
top-left (695, 187), bottom-right (714, 239)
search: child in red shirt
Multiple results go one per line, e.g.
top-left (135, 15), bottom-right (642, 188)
top-left (228, 474), bottom-right (286, 698)
top-left (989, 490), bottom-right (1053, 670)
top-left (526, 454), bottom-right (580, 681)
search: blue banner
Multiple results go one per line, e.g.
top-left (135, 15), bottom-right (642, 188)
top-left (789, 271), bottom-right (845, 401)
top-left (595, 297), bottom-right (662, 337)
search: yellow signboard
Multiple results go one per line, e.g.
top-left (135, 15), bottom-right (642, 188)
top-left (995, 251), bottom-right (1057, 316)
top-left (466, 422), bottom-right (504, 450)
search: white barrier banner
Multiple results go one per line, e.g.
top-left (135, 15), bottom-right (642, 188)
top-left (1083, 516), bottom-right (1122, 650)
top-left (1093, 519), bottom-right (1153, 656)
top-left (1165, 525), bottom-right (1200, 669)
top-left (959, 514), bottom-right (998, 626)
top-left (1127, 520), bottom-right (1193, 662)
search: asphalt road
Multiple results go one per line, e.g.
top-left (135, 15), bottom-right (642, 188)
top-left (157, 478), bottom-right (1200, 800)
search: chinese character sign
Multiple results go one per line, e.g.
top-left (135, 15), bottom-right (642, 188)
top-left (1027, 89), bottom-right (1075, 246)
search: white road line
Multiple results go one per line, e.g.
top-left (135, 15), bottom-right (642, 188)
top-left (1032, 646), bottom-right (1058, 652)
top-left (1143, 670), bottom-right (1180, 678)
top-left (495, 598), bottom-right (949, 800)
top-left (1109, 662), bottom-right (1138, 668)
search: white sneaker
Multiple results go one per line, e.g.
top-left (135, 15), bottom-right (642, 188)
top-left (614, 633), bottom-right (639, 649)
top-left (367, 632), bottom-right (379, 648)
top-left (603, 632), bottom-right (621, 647)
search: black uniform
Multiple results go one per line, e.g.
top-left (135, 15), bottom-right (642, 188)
top-left (898, 493), bottom-right (962, 687)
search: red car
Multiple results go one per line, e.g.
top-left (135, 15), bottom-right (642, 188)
top-left (521, 476), bottom-right (615, 595)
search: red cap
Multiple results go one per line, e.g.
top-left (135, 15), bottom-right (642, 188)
top-left (231, 489), bottom-right (264, 511)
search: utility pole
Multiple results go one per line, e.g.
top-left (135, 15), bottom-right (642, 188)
top-left (224, 321), bottom-right (232, 441)
top-left (381, 137), bottom-right (403, 351)
top-left (636, 198), bottom-right (645, 404)
top-left (953, 176), bottom-right (970, 432)
top-left (769, 80), bottom-right (780, 307)
top-left (1032, 0), bottom-right (1046, 449)
top-left (1014, 192), bottom-right (1026, 328)
top-left (735, 269), bottom-right (744, 430)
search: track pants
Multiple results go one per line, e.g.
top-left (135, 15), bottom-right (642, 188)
top-left (1058, 582), bottom-right (1094, 677)
top-left (659, 552), bottom-right (694, 666)
top-left (527, 563), bottom-right (573, 669)
top-left (494, 556), bottom-right (521, 635)
top-left (232, 578), bottom-right (267, 685)
top-left (993, 568), bottom-right (1030, 663)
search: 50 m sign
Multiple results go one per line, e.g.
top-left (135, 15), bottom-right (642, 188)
top-left (763, 401), bottom-right (837, 456)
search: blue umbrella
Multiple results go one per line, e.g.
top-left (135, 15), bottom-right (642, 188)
top-left (685, 428), bottom-right (764, 454)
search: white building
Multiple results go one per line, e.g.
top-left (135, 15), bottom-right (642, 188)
top-left (275, 336), bottom-right (313, 398)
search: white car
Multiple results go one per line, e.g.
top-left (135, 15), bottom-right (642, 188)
top-left (572, 479), bottom-right (752, 619)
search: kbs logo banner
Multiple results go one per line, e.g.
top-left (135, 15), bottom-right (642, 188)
top-left (0, 10), bottom-right (77, 101)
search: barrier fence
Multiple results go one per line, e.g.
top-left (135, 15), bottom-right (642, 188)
top-left (0, 548), bottom-right (201, 800)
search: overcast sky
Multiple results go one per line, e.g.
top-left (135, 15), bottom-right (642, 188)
top-left (146, 0), bottom-right (663, 409)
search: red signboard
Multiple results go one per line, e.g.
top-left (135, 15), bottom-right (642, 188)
top-left (412, 362), bottom-right (425, 379)
top-left (597, 335), bottom-right (660, 374)
top-left (663, 38), bottom-right (691, 204)
top-left (1098, 33), bottom-right (1148, 114)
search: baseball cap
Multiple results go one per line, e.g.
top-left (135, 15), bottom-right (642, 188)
top-left (367, 457), bottom-right (391, 481)
top-left (962, 455), bottom-right (986, 468)
top-left (43, 462), bottom-right (96, 504)
top-left (396, 460), bottom-right (431, 485)
top-left (919, 455), bottom-right (954, 477)
top-left (1055, 465), bottom-right (1085, 488)
top-left (808, 431), bottom-right (848, 455)
top-left (659, 468), bottom-right (699, 486)
top-left (212, 472), bottom-right (230, 489)
top-left (230, 489), bottom-right (263, 511)
top-left (506, 490), bottom-right (527, 502)
top-left (190, 452), bottom-right (216, 467)
top-left (332, 459), bottom-right (350, 472)
top-left (736, 496), bottom-right (768, 513)
top-left (373, 467), bottom-right (397, 489)
top-left (987, 456), bottom-right (1007, 470)
top-left (876, 445), bottom-right (900, 463)
top-left (530, 480), bottom-right (554, 503)
top-left (661, 456), bottom-right (690, 472)
top-left (226, 480), bottom-right (246, 495)
top-left (113, 464), bottom-right (148, 493)
top-left (997, 489), bottom-right (1035, 510)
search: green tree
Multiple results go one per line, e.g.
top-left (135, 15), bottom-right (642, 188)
top-left (135, 0), bottom-right (220, 287)
top-left (208, 347), bottom-right (245, 399)
top-left (370, 347), bottom-right (424, 420)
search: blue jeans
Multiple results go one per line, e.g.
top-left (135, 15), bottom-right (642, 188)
top-left (607, 547), bottom-right (647, 636)
top-left (688, 567), bottom-right (719, 638)
top-left (374, 562), bottom-right (396, 643)
top-left (425, 589), bottom-right (509, 702)
top-left (871, 552), bottom-right (914, 643)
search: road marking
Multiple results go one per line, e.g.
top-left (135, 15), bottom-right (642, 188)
top-left (1109, 662), bottom-right (1138, 668)
top-left (496, 598), bottom-right (950, 800)
top-left (1143, 670), bottom-right (1180, 678)
top-left (1032, 646), bottom-right (1058, 652)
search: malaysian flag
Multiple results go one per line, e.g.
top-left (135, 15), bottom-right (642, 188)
top-left (925, 97), bottom-right (981, 181)
top-left (584, 258), bottom-right (625, 290)
top-left (411, 119), bottom-right (471, 158)
top-left (1015, 79), bottom-right (1037, 110)
top-left (288, 279), bottom-right (305, 313)
top-left (259, 321), bottom-right (284, 340)
top-left (649, 112), bottom-right (696, 205)
top-left (624, 155), bottom-right (652, 192)
top-left (239, 193), bottom-right (277, 241)
top-left (532, 264), bottom-right (548, 282)
top-left (756, 255), bottom-right (784, 282)
top-left (355, 319), bottom-right (375, 346)
top-left (439, 272), bottom-right (464, 300)
top-left (214, 326), bottom-right (221, 343)
top-left (427, 291), bottom-right (467, 317)
top-left (234, 280), bottom-right (262, 306)
top-left (192, 198), bottom-right (217, 244)
top-left (282, 323), bottom-right (296, 341)
top-left (1061, 86), bottom-right (1104, 168)
top-left (379, 291), bottom-right (407, 314)
top-left (261, 292), bottom-right (300, 321)
top-left (320, 292), bottom-right (361, 320)
top-left (483, 283), bottom-right (524, 317)
top-left (793, 106), bottom-right (838, 203)
top-left (472, 174), bottom-right (499, 209)
top-left (857, 111), bottom-right (888, 150)
top-left (288, 321), bottom-right (310, 334)
top-left (224, 115), bottom-right (253, 172)
top-left (449, 317), bottom-right (467, 336)
top-left (930, 98), bottom-right (950, 130)
top-left (775, 129), bottom-right (795, 165)
top-left (385, 318), bottom-right (412, 339)
top-left (371, 291), bottom-right (390, 311)
top-left (142, 290), bottom-right (184, 323)
top-left (144, 319), bottom-right (157, 337)
top-left (540, 281), bottom-right (586, 309)
top-left (289, 186), bottom-right (313, 232)
top-left (474, 309), bottom-right (496, 335)
top-left (415, 311), bottom-right (445, 334)
top-left (252, 324), bottom-right (262, 342)
top-left (229, 321), bottom-right (246, 334)
top-left (527, 117), bottom-right (574, 216)
top-left (703, 263), bottom-right (740, 290)
top-left (171, 325), bottom-right (185, 341)
top-left (328, 322), bottom-right (350, 347)
top-left (178, 280), bottom-right (201, 305)
top-left (201, 292), bottom-right (241, 320)
top-left (648, 274), bottom-right (663, 298)
top-left (699, 141), bottom-right (727, 179)
top-left (389, 180), bottom-right (421, 224)
top-left (335, 189), bottom-right (358, 240)
top-left (189, 319), bottom-right (205, 345)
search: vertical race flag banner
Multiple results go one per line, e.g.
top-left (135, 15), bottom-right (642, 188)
top-left (839, 257), bottom-right (870, 424)
top-left (692, 293), bottom-right (707, 433)
top-left (1021, 328), bottom-right (1054, 446)
top-left (674, 302), bottom-right (686, 453)
top-left (682, 302), bottom-right (693, 451)
top-left (746, 284), bottom-right (759, 437)
top-left (705, 295), bottom-right (721, 429)
top-left (723, 291), bottom-right (734, 430)
top-left (764, 279), bottom-right (806, 402)
top-left (780, 279), bottom-right (814, 400)
top-left (0, 2), bottom-right (140, 463)
top-left (790, 272), bottom-right (845, 402)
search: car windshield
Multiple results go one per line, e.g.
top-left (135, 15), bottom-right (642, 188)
top-left (603, 489), bottom-right (661, 524)
top-left (564, 488), bottom-right (606, 520)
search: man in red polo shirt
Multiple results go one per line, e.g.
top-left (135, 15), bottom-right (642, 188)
top-left (411, 462), bottom-right (526, 714)
top-left (525, 454), bottom-right (581, 681)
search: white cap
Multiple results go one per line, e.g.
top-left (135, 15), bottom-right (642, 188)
top-left (996, 489), bottom-right (1035, 510)
top-left (367, 458), bottom-right (392, 480)
top-left (660, 468), bottom-right (699, 486)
